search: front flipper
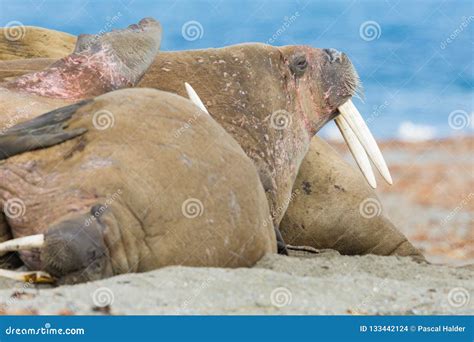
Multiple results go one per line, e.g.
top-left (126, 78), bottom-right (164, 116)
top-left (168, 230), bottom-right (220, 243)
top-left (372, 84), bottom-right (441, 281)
top-left (0, 100), bottom-right (91, 160)
top-left (4, 18), bottom-right (162, 100)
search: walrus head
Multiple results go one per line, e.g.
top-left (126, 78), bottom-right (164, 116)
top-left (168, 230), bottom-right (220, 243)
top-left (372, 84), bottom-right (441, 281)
top-left (0, 205), bottom-right (112, 284)
top-left (278, 45), bottom-right (391, 188)
top-left (281, 46), bottom-right (360, 130)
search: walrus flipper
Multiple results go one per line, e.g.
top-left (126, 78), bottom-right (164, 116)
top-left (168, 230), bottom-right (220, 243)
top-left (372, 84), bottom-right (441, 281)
top-left (0, 100), bottom-right (91, 160)
top-left (5, 18), bottom-right (162, 100)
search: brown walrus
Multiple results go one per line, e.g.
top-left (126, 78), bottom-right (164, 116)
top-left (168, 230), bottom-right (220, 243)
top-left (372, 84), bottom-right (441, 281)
top-left (0, 58), bottom-right (56, 83)
top-left (0, 88), bottom-right (275, 284)
top-left (0, 17), bottom-right (162, 133)
top-left (0, 28), bottom-right (419, 255)
top-left (0, 26), bottom-right (76, 60)
top-left (136, 45), bottom-right (394, 253)
top-left (280, 137), bottom-right (424, 259)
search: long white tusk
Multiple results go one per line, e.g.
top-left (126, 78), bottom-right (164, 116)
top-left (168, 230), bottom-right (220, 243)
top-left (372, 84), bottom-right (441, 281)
top-left (185, 82), bottom-right (209, 115)
top-left (0, 269), bottom-right (54, 283)
top-left (335, 116), bottom-right (377, 188)
top-left (338, 99), bottom-right (393, 185)
top-left (0, 234), bottom-right (44, 253)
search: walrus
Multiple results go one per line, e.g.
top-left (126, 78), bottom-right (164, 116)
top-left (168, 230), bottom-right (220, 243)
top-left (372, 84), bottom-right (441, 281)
top-left (136, 45), bottom-right (393, 250)
top-left (0, 88), bottom-right (275, 284)
top-left (280, 137), bottom-right (424, 259)
top-left (0, 26), bottom-right (76, 60)
top-left (0, 29), bottom-right (417, 255)
top-left (0, 58), bottom-right (56, 83)
top-left (0, 17), bottom-right (162, 133)
top-left (0, 40), bottom-right (391, 198)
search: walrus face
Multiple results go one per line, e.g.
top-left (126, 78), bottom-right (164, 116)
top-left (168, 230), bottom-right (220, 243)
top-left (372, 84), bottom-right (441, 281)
top-left (281, 46), bottom-right (392, 188)
top-left (281, 46), bottom-right (358, 132)
top-left (39, 206), bottom-right (112, 284)
top-left (0, 205), bottom-right (112, 284)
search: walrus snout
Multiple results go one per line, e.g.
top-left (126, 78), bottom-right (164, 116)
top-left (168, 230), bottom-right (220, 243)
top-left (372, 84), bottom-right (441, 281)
top-left (323, 48), bottom-right (344, 64)
top-left (37, 206), bottom-right (111, 283)
top-left (318, 48), bottom-right (360, 105)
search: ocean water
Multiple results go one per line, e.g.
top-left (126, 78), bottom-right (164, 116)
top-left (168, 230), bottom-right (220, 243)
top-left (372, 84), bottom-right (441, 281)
top-left (0, 0), bottom-right (472, 139)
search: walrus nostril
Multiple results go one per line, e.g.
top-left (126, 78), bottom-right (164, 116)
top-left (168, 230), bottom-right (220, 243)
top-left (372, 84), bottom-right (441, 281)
top-left (323, 48), bottom-right (342, 63)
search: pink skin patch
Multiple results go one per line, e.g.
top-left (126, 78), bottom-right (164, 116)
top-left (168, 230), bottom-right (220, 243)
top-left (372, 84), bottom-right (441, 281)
top-left (5, 45), bottom-right (132, 100)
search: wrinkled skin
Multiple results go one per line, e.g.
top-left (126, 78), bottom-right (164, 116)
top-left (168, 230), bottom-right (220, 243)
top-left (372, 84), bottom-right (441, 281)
top-left (0, 28), bottom-right (421, 267)
top-left (137, 45), bottom-right (421, 258)
top-left (0, 89), bottom-right (275, 284)
top-left (0, 17), bottom-right (162, 133)
top-left (280, 137), bottom-right (424, 260)
top-left (138, 44), bottom-right (359, 227)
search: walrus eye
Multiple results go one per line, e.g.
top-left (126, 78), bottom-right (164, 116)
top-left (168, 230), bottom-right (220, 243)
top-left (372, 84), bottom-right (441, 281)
top-left (289, 54), bottom-right (308, 77)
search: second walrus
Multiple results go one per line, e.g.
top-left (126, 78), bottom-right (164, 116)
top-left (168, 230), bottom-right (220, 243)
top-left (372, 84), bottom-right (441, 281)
top-left (0, 88), bottom-right (275, 283)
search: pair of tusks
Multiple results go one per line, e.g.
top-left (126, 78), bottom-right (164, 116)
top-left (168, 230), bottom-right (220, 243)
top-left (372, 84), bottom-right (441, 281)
top-left (185, 82), bottom-right (392, 189)
top-left (335, 100), bottom-right (392, 188)
top-left (0, 234), bottom-right (52, 283)
top-left (0, 84), bottom-right (390, 282)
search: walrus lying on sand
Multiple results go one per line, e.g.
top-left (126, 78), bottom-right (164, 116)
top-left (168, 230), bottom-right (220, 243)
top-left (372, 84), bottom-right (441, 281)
top-left (280, 137), bottom-right (424, 259)
top-left (136, 46), bottom-right (423, 257)
top-left (0, 21), bottom-right (422, 278)
top-left (1, 37), bottom-right (421, 258)
top-left (0, 88), bottom-right (275, 284)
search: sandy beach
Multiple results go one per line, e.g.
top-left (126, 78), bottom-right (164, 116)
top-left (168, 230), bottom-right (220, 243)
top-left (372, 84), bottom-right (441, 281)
top-left (0, 251), bottom-right (471, 315)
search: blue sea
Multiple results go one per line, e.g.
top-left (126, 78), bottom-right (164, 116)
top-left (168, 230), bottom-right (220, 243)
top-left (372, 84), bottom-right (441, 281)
top-left (0, 0), bottom-right (472, 140)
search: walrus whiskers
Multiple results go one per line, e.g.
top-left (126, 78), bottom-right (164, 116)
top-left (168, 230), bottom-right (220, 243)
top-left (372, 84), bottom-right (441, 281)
top-left (0, 234), bottom-right (44, 252)
top-left (336, 99), bottom-right (393, 187)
